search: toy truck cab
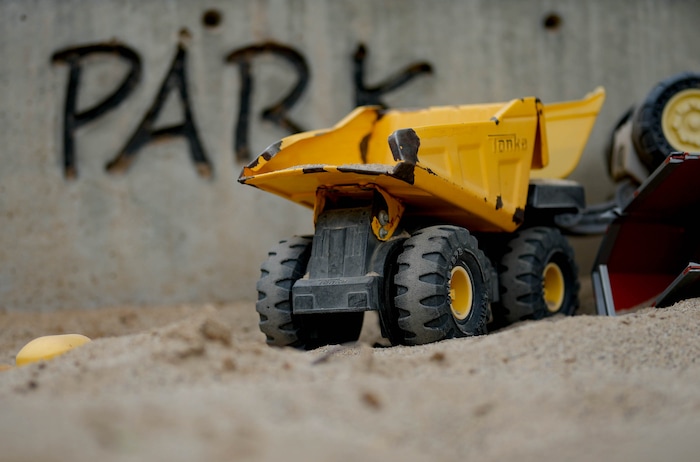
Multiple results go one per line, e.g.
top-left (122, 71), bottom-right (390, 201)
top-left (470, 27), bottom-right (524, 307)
top-left (240, 88), bottom-right (605, 348)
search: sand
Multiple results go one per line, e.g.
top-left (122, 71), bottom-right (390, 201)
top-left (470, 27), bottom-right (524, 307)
top-left (2, 283), bottom-right (700, 462)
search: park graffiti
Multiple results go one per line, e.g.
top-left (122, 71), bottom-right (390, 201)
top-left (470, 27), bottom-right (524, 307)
top-left (51, 39), bottom-right (433, 179)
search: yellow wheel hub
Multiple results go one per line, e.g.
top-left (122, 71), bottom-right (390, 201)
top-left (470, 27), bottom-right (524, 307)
top-left (661, 88), bottom-right (700, 152)
top-left (449, 266), bottom-right (473, 320)
top-left (543, 262), bottom-right (565, 313)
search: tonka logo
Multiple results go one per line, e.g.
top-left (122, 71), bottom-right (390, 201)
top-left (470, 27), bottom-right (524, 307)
top-left (316, 278), bottom-right (349, 286)
top-left (490, 134), bottom-right (527, 153)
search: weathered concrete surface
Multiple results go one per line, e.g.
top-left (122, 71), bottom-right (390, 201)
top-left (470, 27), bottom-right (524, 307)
top-left (1, 0), bottom-right (699, 311)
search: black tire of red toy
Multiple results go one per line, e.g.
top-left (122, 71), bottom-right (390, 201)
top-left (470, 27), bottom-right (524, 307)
top-left (255, 236), bottom-right (364, 350)
top-left (631, 72), bottom-right (700, 172)
top-left (493, 227), bottom-right (579, 326)
top-left (393, 225), bottom-right (492, 346)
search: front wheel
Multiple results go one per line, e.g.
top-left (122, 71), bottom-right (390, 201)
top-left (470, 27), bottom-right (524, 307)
top-left (256, 236), bottom-right (364, 349)
top-left (392, 225), bottom-right (492, 346)
top-left (494, 227), bottom-right (579, 326)
top-left (256, 236), bottom-right (312, 348)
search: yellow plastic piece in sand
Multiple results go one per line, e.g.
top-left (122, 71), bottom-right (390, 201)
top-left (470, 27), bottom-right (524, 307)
top-left (15, 334), bottom-right (91, 366)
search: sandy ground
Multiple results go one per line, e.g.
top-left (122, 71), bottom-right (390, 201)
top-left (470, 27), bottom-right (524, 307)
top-left (1, 279), bottom-right (700, 462)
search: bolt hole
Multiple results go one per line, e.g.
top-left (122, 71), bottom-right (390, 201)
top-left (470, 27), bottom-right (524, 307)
top-left (202, 9), bottom-right (222, 28)
top-left (543, 13), bottom-right (562, 31)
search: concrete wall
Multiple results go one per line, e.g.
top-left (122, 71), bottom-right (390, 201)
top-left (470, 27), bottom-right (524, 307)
top-left (2, 0), bottom-right (699, 311)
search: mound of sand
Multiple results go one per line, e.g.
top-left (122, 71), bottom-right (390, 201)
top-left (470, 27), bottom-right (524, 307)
top-left (2, 295), bottom-right (700, 462)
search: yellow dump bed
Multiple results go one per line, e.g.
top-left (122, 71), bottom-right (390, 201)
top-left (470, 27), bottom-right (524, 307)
top-left (239, 88), bottom-right (605, 233)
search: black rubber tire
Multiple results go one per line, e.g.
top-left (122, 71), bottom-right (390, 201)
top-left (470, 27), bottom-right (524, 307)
top-left (493, 227), bottom-right (579, 326)
top-left (378, 238), bottom-right (408, 346)
top-left (256, 236), bottom-right (364, 349)
top-left (256, 236), bottom-right (312, 348)
top-left (631, 72), bottom-right (700, 172)
top-left (393, 225), bottom-right (492, 346)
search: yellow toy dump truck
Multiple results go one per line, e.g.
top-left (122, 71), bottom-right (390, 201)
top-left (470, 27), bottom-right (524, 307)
top-left (239, 88), bottom-right (605, 348)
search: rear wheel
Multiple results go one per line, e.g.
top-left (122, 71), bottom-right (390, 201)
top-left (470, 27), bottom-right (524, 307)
top-left (393, 225), bottom-right (492, 345)
top-left (256, 236), bottom-right (363, 349)
top-left (494, 227), bottom-right (579, 326)
top-left (632, 72), bottom-right (700, 172)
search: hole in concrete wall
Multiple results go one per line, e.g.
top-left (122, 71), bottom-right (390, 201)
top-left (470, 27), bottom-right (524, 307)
top-left (202, 9), bottom-right (222, 28)
top-left (543, 13), bottom-right (562, 31)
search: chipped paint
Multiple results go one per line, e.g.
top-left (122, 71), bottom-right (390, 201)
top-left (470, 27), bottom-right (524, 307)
top-left (359, 133), bottom-right (371, 163)
top-left (337, 165), bottom-right (385, 175)
top-left (245, 141), bottom-right (281, 169)
top-left (512, 207), bottom-right (525, 225)
top-left (302, 166), bottom-right (327, 174)
top-left (495, 195), bottom-right (503, 210)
